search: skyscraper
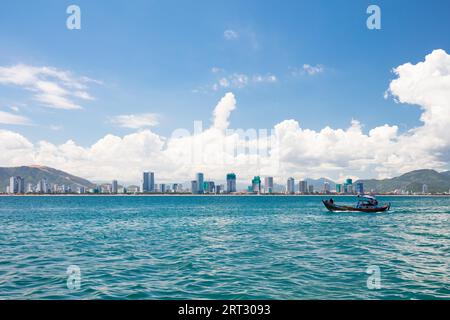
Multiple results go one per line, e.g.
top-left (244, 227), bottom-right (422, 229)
top-left (323, 182), bottom-right (331, 194)
top-left (355, 182), bottom-right (364, 195)
top-left (172, 183), bottom-right (182, 193)
top-left (196, 173), bottom-right (204, 194)
top-left (422, 184), bottom-right (429, 194)
top-left (264, 176), bottom-right (274, 194)
top-left (226, 173), bottom-right (237, 193)
top-left (347, 184), bottom-right (354, 194)
top-left (287, 177), bottom-right (295, 194)
top-left (308, 185), bottom-right (314, 194)
top-left (335, 184), bottom-right (342, 194)
top-left (203, 181), bottom-right (215, 193)
top-left (344, 178), bottom-right (353, 194)
top-left (142, 172), bottom-right (155, 193)
top-left (191, 180), bottom-right (198, 194)
top-left (111, 180), bottom-right (118, 193)
top-left (252, 176), bottom-right (261, 193)
top-left (36, 178), bottom-right (48, 194)
top-left (9, 177), bottom-right (16, 194)
top-left (298, 180), bottom-right (308, 194)
top-left (8, 176), bottom-right (24, 194)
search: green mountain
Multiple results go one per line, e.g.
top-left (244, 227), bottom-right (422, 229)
top-left (0, 166), bottom-right (94, 192)
top-left (442, 171), bottom-right (450, 178)
top-left (356, 169), bottom-right (450, 193)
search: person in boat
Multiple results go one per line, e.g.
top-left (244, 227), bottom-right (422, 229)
top-left (329, 198), bottom-right (334, 204)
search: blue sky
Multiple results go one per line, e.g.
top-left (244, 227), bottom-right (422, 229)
top-left (0, 1), bottom-right (449, 182)
top-left (0, 0), bottom-right (448, 144)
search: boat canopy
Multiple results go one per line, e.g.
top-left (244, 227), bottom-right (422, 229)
top-left (358, 194), bottom-right (377, 201)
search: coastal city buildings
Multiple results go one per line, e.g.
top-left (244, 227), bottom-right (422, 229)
top-left (323, 182), bottom-right (331, 194)
top-left (202, 181), bottom-right (215, 193)
top-left (226, 173), bottom-right (237, 193)
top-left (298, 180), bottom-right (308, 194)
top-left (7, 171), bottom-right (448, 196)
top-left (251, 176), bottom-right (261, 193)
top-left (216, 184), bottom-right (224, 194)
top-left (142, 172), bottom-right (155, 193)
top-left (36, 178), bottom-right (49, 194)
top-left (196, 173), bottom-right (204, 194)
top-left (112, 180), bottom-right (118, 194)
top-left (287, 177), bottom-right (295, 194)
top-left (264, 176), bottom-right (274, 194)
top-left (8, 176), bottom-right (25, 194)
top-left (344, 179), bottom-right (353, 194)
top-left (172, 184), bottom-right (183, 193)
top-left (356, 182), bottom-right (364, 195)
top-left (191, 180), bottom-right (198, 194)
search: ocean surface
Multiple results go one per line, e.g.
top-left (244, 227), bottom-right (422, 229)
top-left (0, 195), bottom-right (449, 300)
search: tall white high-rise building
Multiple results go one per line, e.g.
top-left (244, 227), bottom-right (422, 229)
top-left (9, 176), bottom-right (16, 194)
top-left (9, 176), bottom-right (24, 194)
top-left (36, 178), bottom-right (48, 194)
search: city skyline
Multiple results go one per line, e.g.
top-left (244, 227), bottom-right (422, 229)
top-left (4, 167), bottom-right (447, 196)
top-left (0, 1), bottom-right (449, 184)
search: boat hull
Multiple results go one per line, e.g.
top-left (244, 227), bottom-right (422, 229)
top-left (322, 200), bottom-right (390, 213)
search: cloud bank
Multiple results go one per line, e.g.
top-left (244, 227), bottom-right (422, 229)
top-left (0, 50), bottom-right (449, 184)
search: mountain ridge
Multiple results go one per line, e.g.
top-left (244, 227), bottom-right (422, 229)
top-left (356, 169), bottom-right (450, 193)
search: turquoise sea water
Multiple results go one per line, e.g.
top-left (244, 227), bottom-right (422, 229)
top-left (0, 195), bottom-right (449, 300)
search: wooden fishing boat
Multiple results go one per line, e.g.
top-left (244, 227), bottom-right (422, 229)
top-left (322, 195), bottom-right (390, 213)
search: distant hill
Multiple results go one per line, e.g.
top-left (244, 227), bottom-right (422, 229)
top-left (0, 166), bottom-right (95, 192)
top-left (356, 169), bottom-right (450, 193)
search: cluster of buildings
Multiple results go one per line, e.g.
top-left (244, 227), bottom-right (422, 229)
top-left (335, 179), bottom-right (364, 195)
top-left (6, 176), bottom-right (81, 194)
top-left (4, 173), bottom-right (444, 196)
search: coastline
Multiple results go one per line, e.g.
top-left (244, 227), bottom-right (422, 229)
top-left (1, 194), bottom-right (449, 197)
